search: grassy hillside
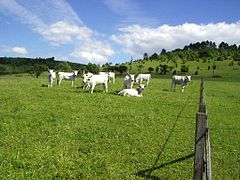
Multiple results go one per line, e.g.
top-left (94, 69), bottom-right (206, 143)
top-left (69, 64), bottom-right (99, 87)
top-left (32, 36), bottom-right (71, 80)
top-left (124, 58), bottom-right (240, 81)
top-left (0, 60), bottom-right (239, 179)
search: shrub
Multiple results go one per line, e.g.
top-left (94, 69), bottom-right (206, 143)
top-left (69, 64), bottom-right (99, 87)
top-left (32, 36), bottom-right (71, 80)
top-left (181, 65), bottom-right (189, 73)
top-left (229, 61), bottom-right (234, 66)
top-left (56, 62), bottom-right (72, 72)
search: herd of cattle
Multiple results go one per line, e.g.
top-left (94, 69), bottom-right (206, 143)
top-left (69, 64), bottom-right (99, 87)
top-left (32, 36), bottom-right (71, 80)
top-left (48, 69), bottom-right (191, 96)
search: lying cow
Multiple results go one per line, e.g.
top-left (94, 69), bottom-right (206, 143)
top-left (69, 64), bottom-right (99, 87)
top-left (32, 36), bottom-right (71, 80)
top-left (135, 74), bottom-right (151, 86)
top-left (172, 75), bottom-right (191, 92)
top-left (48, 69), bottom-right (56, 87)
top-left (57, 70), bottom-right (79, 86)
top-left (83, 73), bottom-right (108, 93)
top-left (123, 73), bottom-right (135, 89)
top-left (118, 84), bottom-right (145, 97)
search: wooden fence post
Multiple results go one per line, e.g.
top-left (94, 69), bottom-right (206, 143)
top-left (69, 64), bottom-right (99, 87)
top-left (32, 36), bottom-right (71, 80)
top-left (194, 79), bottom-right (212, 180)
top-left (194, 112), bottom-right (207, 180)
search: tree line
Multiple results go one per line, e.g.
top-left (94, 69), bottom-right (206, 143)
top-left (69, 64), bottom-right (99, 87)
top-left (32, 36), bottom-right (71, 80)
top-left (0, 41), bottom-right (240, 77)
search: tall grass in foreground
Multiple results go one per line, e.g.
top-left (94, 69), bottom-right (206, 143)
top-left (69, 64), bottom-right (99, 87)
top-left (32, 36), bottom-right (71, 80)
top-left (0, 74), bottom-right (239, 179)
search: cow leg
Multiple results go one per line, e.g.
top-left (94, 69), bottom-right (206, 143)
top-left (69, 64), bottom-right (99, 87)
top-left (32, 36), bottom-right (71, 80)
top-left (182, 85), bottom-right (185, 92)
top-left (105, 82), bottom-right (108, 93)
top-left (58, 79), bottom-right (62, 86)
top-left (171, 81), bottom-right (176, 91)
top-left (91, 84), bottom-right (95, 93)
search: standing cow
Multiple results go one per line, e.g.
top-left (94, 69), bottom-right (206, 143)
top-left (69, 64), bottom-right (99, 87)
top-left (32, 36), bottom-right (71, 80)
top-left (48, 69), bottom-right (56, 87)
top-left (57, 70), bottom-right (79, 87)
top-left (123, 73), bottom-right (135, 89)
top-left (82, 73), bottom-right (108, 93)
top-left (135, 74), bottom-right (151, 86)
top-left (99, 71), bottom-right (116, 84)
top-left (172, 75), bottom-right (191, 92)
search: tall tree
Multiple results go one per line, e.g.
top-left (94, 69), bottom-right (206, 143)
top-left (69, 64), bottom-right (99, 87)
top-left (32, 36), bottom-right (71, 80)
top-left (143, 53), bottom-right (149, 60)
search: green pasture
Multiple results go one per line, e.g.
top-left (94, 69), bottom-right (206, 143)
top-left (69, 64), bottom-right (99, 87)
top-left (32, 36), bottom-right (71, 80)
top-left (0, 71), bottom-right (239, 179)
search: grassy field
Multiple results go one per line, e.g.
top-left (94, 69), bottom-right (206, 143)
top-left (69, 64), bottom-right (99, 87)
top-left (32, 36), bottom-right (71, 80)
top-left (0, 66), bottom-right (239, 179)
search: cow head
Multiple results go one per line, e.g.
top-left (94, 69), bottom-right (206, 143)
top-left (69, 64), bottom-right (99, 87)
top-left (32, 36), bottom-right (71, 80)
top-left (185, 75), bottom-right (191, 82)
top-left (48, 69), bottom-right (55, 77)
top-left (82, 73), bottom-right (88, 84)
top-left (127, 73), bottom-right (135, 82)
top-left (73, 70), bottom-right (79, 77)
top-left (137, 84), bottom-right (145, 94)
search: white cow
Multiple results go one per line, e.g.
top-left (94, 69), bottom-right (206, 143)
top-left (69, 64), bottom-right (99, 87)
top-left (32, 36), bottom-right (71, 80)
top-left (108, 72), bottom-right (115, 84)
top-left (118, 84), bottom-right (145, 97)
top-left (135, 74), bottom-right (151, 86)
top-left (83, 73), bottom-right (108, 93)
top-left (123, 73), bottom-right (135, 89)
top-left (48, 69), bottom-right (56, 87)
top-left (82, 72), bottom-right (93, 89)
top-left (99, 71), bottom-right (116, 84)
top-left (172, 75), bottom-right (191, 92)
top-left (57, 70), bottom-right (79, 86)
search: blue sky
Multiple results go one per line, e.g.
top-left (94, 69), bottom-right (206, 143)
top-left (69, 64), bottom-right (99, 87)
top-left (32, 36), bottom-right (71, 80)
top-left (0, 0), bottom-right (240, 65)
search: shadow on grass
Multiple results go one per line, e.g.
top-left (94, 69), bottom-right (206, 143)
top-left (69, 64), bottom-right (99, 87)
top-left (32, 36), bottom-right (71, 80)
top-left (135, 94), bottom-right (193, 178)
top-left (135, 153), bottom-right (194, 179)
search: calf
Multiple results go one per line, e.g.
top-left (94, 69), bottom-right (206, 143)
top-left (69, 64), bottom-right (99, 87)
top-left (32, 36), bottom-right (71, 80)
top-left (172, 75), bottom-right (191, 92)
top-left (48, 69), bottom-right (56, 87)
top-left (57, 70), bottom-right (79, 86)
top-left (123, 73), bottom-right (135, 89)
top-left (118, 84), bottom-right (145, 97)
top-left (83, 73), bottom-right (108, 93)
top-left (135, 74), bottom-right (151, 86)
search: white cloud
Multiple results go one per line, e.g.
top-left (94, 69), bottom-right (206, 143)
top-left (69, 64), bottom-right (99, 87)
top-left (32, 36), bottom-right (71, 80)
top-left (111, 22), bottom-right (240, 57)
top-left (70, 41), bottom-right (115, 64)
top-left (0, 0), bottom-right (115, 64)
top-left (0, 0), bottom-right (82, 27)
top-left (11, 47), bottom-right (28, 54)
top-left (35, 21), bottom-right (93, 46)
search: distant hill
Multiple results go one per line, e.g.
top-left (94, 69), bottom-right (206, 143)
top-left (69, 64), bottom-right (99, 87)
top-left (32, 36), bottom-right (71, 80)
top-left (1, 41), bottom-right (240, 76)
top-left (0, 57), bottom-right (85, 75)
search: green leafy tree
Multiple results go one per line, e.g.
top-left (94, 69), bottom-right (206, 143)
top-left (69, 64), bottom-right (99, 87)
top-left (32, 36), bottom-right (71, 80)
top-left (160, 49), bottom-right (167, 55)
top-left (56, 62), bottom-right (72, 72)
top-left (181, 65), bottom-right (189, 73)
top-left (143, 53), bottom-right (149, 60)
top-left (137, 64), bottom-right (144, 73)
top-left (116, 65), bottom-right (128, 74)
top-left (0, 65), bottom-right (8, 75)
top-left (155, 66), bottom-right (159, 74)
top-left (149, 53), bottom-right (159, 61)
top-left (159, 64), bottom-right (169, 74)
top-left (32, 64), bottom-right (47, 78)
top-left (148, 67), bottom-right (154, 73)
top-left (86, 63), bottom-right (99, 74)
top-left (212, 63), bottom-right (217, 76)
